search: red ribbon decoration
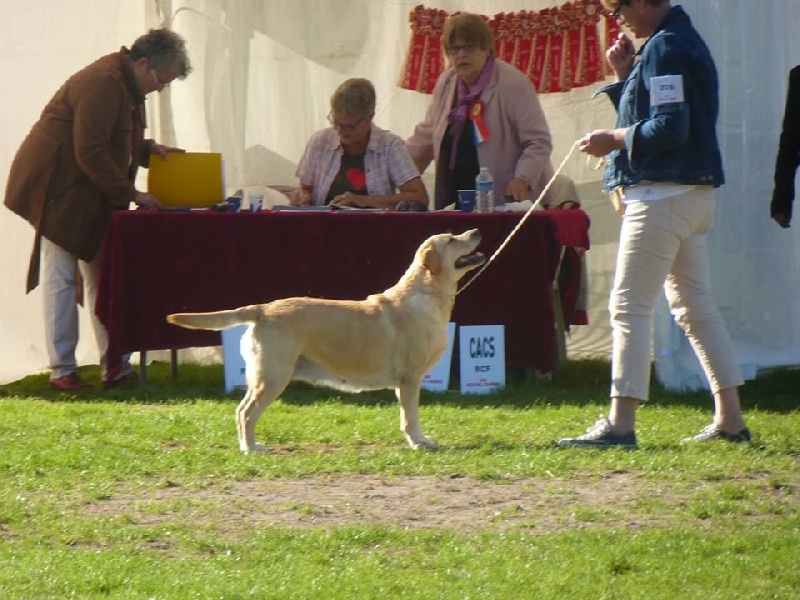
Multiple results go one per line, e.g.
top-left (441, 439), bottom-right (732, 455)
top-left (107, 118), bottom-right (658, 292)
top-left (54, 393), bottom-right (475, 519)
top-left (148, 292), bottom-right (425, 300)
top-left (515, 11), bottom-right (534, 77)
top-left (565, 2), bottom-right (582, 89)
top-left (400, 1), bottom-right (613, 95)
top-left (469, 99), bottom-right (490, 142)
top-left (543, 9), bottom-right (563, 93)
top-left (424, 10), bottom-right (446, 93)
top-left (405, 33), bottom-right (426, 91)
top-left (398, 5), bottom-right (449, 93)
top-left (583, 1), bottom-right (603, 84)
top-left (531, 22), bottom-right (547, 91)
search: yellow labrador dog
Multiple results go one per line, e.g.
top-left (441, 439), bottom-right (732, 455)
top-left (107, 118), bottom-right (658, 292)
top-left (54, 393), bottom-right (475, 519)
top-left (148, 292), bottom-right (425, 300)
top-left (167, 229), bottom-right (485, 454)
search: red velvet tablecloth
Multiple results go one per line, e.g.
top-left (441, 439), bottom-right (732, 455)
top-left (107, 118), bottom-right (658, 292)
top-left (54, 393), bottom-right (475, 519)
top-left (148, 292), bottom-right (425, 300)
top-left (96, 209), bottom-right (590, 374)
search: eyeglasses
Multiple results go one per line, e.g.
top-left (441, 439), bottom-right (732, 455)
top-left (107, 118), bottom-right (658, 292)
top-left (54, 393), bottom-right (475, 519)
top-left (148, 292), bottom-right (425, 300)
top-left (150, 68), bottom-right (170, 89)
top-left (446, 44), bottom-right (477, 56)
top-left (609, 1), bottom-right (629, 19)
top-left (327, 113), bottom-right (371, 133)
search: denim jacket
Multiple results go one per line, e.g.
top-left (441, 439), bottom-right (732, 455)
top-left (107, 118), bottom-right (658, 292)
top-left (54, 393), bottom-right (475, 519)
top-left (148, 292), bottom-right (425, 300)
top-left (597, 6), bottom-right (724, 193)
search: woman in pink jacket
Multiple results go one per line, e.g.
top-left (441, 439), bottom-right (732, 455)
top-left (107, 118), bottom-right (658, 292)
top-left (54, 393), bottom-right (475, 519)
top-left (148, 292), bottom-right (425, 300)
top-left (406, 13), bottom-right (554, 210)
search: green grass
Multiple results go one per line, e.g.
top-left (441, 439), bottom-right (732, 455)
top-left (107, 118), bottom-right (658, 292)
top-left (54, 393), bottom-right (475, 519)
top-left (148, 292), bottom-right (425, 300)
top-left (0, 360), bottom-right (798, 599)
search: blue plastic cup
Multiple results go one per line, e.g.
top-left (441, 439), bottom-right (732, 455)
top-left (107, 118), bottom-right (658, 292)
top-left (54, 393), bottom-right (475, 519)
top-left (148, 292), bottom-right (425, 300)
top-left (457, 189), bottom-right (476, 213)
top-left (225, 196), bottom-right (242, 212)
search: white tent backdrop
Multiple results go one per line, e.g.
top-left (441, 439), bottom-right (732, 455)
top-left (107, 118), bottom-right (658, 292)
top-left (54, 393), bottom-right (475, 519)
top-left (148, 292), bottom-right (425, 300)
top-left (2, 1), bottom-right (799, 389)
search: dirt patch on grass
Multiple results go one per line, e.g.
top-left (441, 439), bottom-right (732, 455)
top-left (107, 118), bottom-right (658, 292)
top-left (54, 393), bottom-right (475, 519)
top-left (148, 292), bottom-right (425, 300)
top-left (88, 472), bottom-right (798, 534)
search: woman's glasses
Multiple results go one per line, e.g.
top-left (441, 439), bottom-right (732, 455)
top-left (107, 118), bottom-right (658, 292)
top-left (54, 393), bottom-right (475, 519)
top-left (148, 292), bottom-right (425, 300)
top-left (327, 114), bottom-right (371, 133)
top-left (446, 44), bottom-right (477, 56)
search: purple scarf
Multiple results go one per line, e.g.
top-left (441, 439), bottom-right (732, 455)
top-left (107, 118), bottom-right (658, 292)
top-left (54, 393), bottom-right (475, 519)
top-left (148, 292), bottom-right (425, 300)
top-left (448, 56), bottom-right (495, 169)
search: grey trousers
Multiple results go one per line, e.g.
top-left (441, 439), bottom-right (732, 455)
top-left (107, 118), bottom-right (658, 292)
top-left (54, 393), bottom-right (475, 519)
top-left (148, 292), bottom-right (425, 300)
top-left (42, 237), bottom-right (130, 380)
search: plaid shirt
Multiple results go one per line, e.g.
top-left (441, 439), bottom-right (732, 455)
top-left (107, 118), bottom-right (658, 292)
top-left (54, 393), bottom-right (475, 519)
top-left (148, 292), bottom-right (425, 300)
top-left (296, 124), bottom-right (420, 206)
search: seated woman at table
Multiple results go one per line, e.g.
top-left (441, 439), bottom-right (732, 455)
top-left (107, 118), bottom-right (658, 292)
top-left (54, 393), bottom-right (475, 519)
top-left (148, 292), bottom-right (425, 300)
top-left (289, 78), bottom-right (428, 210)
top-left (406, 13), bottom-right (554, 210)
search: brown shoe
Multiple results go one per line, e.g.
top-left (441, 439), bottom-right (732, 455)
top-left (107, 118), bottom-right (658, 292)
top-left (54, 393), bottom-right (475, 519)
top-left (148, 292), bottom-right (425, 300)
top-left (103, 370), bottom-right (139, 389)
top-left (50, 373), bottom-right (93, 391)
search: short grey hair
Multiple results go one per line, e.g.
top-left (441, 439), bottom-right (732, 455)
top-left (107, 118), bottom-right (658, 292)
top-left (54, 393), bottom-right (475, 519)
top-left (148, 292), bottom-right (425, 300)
top-left (330, 78), bottom-right (376, 118)
top-left (130, 28), bottom-right (192, 78)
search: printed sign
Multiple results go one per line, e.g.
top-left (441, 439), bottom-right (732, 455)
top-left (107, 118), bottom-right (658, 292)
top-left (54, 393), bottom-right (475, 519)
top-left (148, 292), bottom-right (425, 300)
top-left (650, 74), bottom-right (685, 106)
top-left (459, 325), bottom-right (505, 394)
top-left (221, 324), bottom-right (248, 393)
top-left (421, 322), bottom-right (456, 392)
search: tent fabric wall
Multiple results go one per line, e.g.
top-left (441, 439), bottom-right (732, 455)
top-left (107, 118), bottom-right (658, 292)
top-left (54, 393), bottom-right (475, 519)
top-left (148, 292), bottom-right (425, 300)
top-left (653, 0), bottom-right (800, 390)
top-left (1, 1), bottom-right (799, 389)
top-left (0, 1), bottom-right (146, 384)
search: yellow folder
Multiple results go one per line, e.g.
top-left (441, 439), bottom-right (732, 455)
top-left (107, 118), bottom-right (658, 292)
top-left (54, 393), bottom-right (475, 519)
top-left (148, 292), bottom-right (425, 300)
top-left (147, 152), bottom-right (225, 208)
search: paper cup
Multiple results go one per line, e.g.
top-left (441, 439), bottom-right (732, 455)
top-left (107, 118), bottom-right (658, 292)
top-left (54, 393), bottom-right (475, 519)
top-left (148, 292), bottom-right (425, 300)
top-left (249, 193), bottom-right (264, 212)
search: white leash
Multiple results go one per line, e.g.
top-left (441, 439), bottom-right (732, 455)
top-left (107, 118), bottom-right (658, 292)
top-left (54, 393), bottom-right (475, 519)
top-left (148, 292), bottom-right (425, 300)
top-left (454, 139), bottom-right (582, 297)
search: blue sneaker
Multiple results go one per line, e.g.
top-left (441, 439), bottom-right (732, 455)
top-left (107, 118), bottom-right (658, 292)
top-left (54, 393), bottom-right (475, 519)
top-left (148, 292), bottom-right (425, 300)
top-left (685, 423), bottom-right (751, 443)
top-left (558, 418), bottom-right (637, 448)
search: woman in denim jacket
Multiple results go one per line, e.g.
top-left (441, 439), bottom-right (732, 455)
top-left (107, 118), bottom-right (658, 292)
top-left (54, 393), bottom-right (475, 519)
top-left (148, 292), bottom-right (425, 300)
top-left (559, 0), bottom-right (751, 448)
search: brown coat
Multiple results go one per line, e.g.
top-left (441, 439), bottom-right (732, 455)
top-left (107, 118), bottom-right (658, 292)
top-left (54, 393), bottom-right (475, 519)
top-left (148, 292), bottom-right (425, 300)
top-left (4, 48), bottom-right (153, 292)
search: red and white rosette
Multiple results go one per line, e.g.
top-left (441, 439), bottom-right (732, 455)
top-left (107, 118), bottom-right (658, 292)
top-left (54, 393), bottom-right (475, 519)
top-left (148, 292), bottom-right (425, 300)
top-left (469, 99), bottom-right (490, 143)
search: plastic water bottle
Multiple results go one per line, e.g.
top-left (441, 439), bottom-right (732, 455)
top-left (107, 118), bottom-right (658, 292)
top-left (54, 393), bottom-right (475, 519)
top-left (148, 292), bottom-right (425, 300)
top-left (475, 166), bottom-right (494, 213)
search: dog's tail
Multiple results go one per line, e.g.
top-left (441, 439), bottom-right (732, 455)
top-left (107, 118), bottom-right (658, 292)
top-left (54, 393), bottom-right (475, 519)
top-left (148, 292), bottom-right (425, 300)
top-left (166, 305), bottom-right (263, 331)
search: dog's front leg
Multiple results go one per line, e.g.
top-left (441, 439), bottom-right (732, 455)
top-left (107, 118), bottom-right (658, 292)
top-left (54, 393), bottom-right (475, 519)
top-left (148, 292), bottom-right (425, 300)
top-left (395, 383), bottom-right (438, 450)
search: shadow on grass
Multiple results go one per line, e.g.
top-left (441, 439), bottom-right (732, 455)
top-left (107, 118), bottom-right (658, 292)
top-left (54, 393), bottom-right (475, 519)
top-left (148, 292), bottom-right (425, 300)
top-left (0, 363), bottom-right (236, 405)
top-left (1, 359), bottom-right (797, 414)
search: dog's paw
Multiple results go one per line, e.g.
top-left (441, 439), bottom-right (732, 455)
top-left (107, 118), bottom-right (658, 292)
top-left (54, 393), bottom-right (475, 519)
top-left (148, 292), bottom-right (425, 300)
top-left (241, 443), bottom-right (271, 455)
top-left (408, 436), bottom-right (439, 450)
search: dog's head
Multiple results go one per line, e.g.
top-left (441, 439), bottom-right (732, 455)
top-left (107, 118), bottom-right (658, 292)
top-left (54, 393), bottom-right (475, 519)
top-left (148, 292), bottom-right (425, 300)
top-left (418, 229), bottom-right (485, 282)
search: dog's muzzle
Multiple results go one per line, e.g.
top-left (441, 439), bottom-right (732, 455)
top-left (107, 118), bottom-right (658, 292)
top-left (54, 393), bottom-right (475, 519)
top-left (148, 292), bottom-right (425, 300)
top-left (455, 251), bottom-right (486, 269)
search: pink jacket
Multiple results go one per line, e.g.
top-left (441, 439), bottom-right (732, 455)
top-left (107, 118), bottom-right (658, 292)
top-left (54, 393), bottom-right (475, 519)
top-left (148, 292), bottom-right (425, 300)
top-left (406, 59), bottom-right (553, 203)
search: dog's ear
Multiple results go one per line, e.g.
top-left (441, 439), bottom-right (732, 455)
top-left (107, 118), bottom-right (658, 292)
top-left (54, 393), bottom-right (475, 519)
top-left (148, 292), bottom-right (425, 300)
top-left (421, 243), bottom-right (442, 276)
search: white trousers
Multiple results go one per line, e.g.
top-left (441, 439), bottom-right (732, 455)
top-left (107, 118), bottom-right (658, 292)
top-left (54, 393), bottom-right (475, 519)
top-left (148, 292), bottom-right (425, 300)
top-left (42, 238), bottom-right (129, 379)
top-left (610, 187), bottom-right (743, 401)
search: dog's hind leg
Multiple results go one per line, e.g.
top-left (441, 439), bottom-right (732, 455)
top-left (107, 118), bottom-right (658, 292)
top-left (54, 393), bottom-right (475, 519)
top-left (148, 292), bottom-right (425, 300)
top-left (395, 382), bottom-right (438, 450)
top-left (236, 387), bottom-right (262, 453)
top-left (235, 373), bottom-right (291, 454)
top-left (235, 337), bottom-right (296, 454)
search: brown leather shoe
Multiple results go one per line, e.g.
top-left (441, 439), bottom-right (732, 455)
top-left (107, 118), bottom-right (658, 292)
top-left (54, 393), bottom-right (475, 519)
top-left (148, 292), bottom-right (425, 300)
top-left (49, 373), bottom-right (93, 391)
top-left (103, 370), bottom-right (139, 389)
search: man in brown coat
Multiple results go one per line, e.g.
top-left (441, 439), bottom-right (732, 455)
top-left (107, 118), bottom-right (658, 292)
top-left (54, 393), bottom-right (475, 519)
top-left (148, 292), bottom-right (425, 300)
top-left (4, 29), bottom-right (191, 390)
